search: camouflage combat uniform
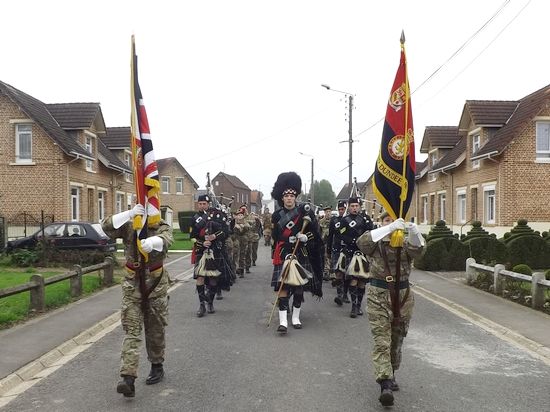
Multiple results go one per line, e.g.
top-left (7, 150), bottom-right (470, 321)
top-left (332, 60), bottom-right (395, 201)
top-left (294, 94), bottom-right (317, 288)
top-left (261, 210), bottom-right (273, 246)
top-left (248, 213), bottom-right (262, 265)
top-left (232, 217), bottom-right (251, 276)
top-left (102, 217), bottom-right (173, 378)
top-left (318, 214), bottom-right (332, 278)
top-left (356, 231), bottom-right (423, 382)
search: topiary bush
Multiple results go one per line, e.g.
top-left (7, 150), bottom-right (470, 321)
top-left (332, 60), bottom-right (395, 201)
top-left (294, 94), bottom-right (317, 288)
top-left (465, 236), bottom-right (508, 265)
top-left (545, 269), bottom-right (550, 281)
top-left (414, 237), bottom-right (470, 271)
top-left (425, 220), bottom-right (455, 242)
top-left (512, 264), bottom-right (532, 276)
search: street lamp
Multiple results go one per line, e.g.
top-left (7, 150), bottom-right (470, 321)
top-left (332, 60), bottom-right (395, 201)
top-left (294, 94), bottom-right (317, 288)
top-left (298, 152), bottom-right (314, 206)
top-left (321, 84), bottom-right (354, 187)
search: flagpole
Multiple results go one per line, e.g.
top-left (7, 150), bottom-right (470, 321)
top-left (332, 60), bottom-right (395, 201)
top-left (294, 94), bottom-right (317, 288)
top-left (398, 30), bottom-right (409, 219)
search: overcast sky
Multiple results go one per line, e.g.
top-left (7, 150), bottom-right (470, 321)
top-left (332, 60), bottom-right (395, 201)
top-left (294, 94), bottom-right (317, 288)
top-left (1, 0), bottom-right (544, 198)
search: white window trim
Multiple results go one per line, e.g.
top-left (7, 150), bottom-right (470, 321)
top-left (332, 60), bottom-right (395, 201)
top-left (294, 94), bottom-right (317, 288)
top-left (175, 177), bottom-right (184, 194)
top-left (438, 192), bottom-right (446, 221)
top-left (98, 191), bottom-right (106, 221)
top-left (161, 176), bottom-right (170, 194)
top-left (15, 123), bottom-right (33, 164)
top-left (483, 185), bottom-right (496, 225)
top-left (535, 120), bottom-right (550, 161)
top-left (84, 135), bottom-right (94, 172)
top-left (471, 134), bottom-right (481, 169)
top-left (428, 172), bottom-right (437, 182)
top-left (457, 192), bottom-right (467, 224)
top-left (420, 195), bottom-right (428, 224)
top-left (70, 187), bottom-right (80, 222)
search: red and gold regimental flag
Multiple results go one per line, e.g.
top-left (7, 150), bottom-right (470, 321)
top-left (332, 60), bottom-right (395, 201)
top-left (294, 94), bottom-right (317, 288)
top-left (373, 31), bottom-right (416, 223)
top-left (130, 35), bottom-right (161, 253)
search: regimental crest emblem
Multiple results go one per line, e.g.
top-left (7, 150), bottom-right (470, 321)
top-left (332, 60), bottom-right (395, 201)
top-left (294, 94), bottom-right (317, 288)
top-left (388, 135), bottom-right (405, 161)
top-left (388, 83), bottom-right (406, 112)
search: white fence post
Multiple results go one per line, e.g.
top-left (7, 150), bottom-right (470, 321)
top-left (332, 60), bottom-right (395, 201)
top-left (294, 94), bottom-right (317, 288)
top-left (466, 258), bottom-right (476, 283)
top-left (494, 264), bottom-right (505, 296)
top-left (531, 272), bottom-right (545, 309)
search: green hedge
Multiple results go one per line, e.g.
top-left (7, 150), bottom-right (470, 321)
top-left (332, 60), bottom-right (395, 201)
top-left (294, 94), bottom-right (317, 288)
top-left (414, 237), bottom-right (470, 271)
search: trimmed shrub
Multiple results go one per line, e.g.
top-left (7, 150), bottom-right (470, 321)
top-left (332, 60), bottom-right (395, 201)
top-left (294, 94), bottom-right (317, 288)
top-left (545, 269), bottom-right (550, 281)
top-left (414, 237), bottom-right (469, 271)
top-left (512, 264), bottom-right (532, 276)
top-left (426, 220), bottom-right (455, 242)
top-left (465, 236), bottom-right (507, 265)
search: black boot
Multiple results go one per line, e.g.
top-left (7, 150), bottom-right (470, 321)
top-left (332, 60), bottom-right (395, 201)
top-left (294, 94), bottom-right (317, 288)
top-left (207, 287), bottom-right (216, 313)
top-left (357, 288), bottom-right (365, 316)
top-left (245, 267), bottom-right (250, 274)
top-left (349, 286), bottom-right (358, 318)
top-left (196, 285), bottom-right (207, 317)
top-left (196, 302), bottom-right (206, 317)
top-left (334, 285), bottom-right (343, 306)
top-left (216, 290), bottom-right (223, 300)
top-left (237, 268), bottom-right (244, 278)
top-left (379, 379), bottom-right (394, 406)
top-left (146, 363), bottom-right (164, 385)
top-left (116, 375), bottom-right (135, 397)
top-left (342, 281), bottom-right (351, 303)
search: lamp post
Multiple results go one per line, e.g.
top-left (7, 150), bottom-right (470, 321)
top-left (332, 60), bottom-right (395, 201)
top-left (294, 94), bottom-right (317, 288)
top-left (298, 152), bottom-right (314, 205)
top-left (321, 84), bottom-right (354, 187)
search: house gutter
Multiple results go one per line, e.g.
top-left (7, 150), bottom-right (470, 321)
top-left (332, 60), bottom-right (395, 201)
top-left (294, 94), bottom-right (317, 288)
top-left (471, 150), bottom-right (498, 161)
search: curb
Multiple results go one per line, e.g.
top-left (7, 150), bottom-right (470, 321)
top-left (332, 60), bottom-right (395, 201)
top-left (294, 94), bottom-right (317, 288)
top-left (0, 312), bottom-right (120, 401)
top-left (414, 285), bottom-right (550, 366)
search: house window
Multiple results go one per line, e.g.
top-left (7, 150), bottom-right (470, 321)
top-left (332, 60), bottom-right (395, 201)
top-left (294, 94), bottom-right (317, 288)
top-left (15, 124), bottom-right (32, 163)
top-left (115, 193), bottom-right (124, 214)
top-left (98, 191), bottom-right (105, 221)
top-left (536, 122), bottom-right (550, 160)
top-left (127, 194), bottom-right (132, 211)
top-left (484, 187), bottom-right (496, 224)
top-left (71, 187), bottom-right (80, 221)
top-left (457, 192), bottom-right (466, 223)
top-left (421, 196), bottom-right (428, 224)
top-left (438, 193), bottom-right (446, 222)
top-left (428, 172), bottom-right (436, 183)
top-left (176, 178), bottom-right (183, 194)
top-left (430, 151), bottom-right (438, 168)
top-left (124, 151), bottom-right (133, 182)
top-left (215, 180), bottom-right (219, 186)
top-left (84, 136), bottom-right (94, 171)
top-left (472, 134), bottom-right (481, 169)
top-left (161, 176), bottom-right (170, 193)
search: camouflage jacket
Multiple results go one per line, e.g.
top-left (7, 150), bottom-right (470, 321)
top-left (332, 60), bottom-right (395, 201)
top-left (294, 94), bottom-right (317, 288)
top-left (102, 217), bottom-right (173, 279)
top-left (356, 231), bottom-right (423, 281)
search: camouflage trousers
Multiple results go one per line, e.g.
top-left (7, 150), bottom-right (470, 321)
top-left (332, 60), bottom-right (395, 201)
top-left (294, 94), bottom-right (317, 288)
top-left (250, 240), bottom-right (259, 264)
top-left (119, 271), bottom-right (169, 377)
top-left (233, 235), bottom-right (249, 272)
top-left (366, 285), bottom-right (414, 382)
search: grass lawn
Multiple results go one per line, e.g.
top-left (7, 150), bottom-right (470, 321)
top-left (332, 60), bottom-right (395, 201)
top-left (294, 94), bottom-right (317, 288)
top-left (116, 231), bottom-right (193, 251)
top-left (0, 267), bottom-right (121, 329)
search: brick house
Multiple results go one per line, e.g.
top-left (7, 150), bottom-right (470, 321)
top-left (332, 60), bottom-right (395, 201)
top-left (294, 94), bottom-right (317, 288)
top-left (0, 81), bottom-right (133, 237)
top-left (156, 157), bottom-right (199, 214)
top-left (101, 131), bottom-right (199, 226)
top-left (414, 84), bottom-right (550, 236)
top-left (211, 172), bottom-right (251, 212)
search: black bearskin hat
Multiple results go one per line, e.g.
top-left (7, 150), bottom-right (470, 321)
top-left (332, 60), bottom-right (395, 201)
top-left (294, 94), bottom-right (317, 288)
top-left (348, 196), bottom-right (361, 205)
top-left (271, 172), bottom-right (302, 207)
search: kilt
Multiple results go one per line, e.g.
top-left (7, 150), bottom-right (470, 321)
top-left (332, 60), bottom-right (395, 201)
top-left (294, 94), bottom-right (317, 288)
top-left (271, 257), bottom-right (313, 291)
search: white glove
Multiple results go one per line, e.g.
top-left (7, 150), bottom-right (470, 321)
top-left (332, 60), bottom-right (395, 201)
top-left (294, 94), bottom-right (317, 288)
top-left (370, 217), bottom-right (406, 242)
top-left (140, 236), bottom-right (164, 253)
top-left (389, 218), bottom-right (406, 232)
top-left (112, 204), bottom-right (145, 229)
top-left (406, 222), bottom-right (425, 247)
top-left (297, 233), bottom-right (308, 243)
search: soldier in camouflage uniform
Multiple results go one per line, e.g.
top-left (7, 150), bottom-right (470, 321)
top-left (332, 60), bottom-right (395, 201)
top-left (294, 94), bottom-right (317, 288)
top-left (102, 204), bottom-right (174, 398)
top-left (356, 211), bottom-right (424, 407)
top-left (261, 207), bottom-right (273, 246)
top-left (241, 205), bottom-right (255, 273)
top-left (232, 208), bottom-right (251, 277)
top-left (248, 212), bottom-right (262, 266)
top-left (318, 205), bottom-right (332, 281)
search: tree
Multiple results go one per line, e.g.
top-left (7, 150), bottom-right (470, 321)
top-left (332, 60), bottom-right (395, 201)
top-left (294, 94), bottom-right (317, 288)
top-left (312, 179), bottom-right (336, 208)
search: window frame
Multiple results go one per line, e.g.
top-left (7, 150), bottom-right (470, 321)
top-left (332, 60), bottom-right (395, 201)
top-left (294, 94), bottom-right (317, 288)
top-left (483, 185), bottom-right (496, 224)
top-left (457, 190), bottom-right (467, 224)
top-left (70, 187), bottom-right (80, 221)
top-left (438, 192), bottom-right (446, 222)
top-left (472, 134), bottom-right (481, 169)
top-left (15, 124), bottom-right (33, 163)
top-left (84, 135), bottom-right (94, 172)
top-left (98, 191), bottom-right (105, 221)
top-left (421, 195), bottom-right (428, 224)
top-left (536, 121), bottom-right (550, 161)
top-left (161, 176), bottom-right (170, 194)
top-left (176, 177), bottom-right (184, 194)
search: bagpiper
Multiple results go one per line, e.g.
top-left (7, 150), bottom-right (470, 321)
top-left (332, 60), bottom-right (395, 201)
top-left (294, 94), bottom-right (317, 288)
top-left (270, 172), bottom-right (323, 333)
top-left (335, 196), bottom-right (374, 317)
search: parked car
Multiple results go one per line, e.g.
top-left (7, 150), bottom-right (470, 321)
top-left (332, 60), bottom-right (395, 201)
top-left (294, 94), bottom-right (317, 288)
top-left (6, 222), bottom-right (116, 253)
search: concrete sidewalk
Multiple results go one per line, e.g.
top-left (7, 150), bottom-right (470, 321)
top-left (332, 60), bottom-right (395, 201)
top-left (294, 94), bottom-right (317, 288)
top-left (1, 261), bottom-right (549, 384)
top-left (412, 269), bottom-right (550, 362)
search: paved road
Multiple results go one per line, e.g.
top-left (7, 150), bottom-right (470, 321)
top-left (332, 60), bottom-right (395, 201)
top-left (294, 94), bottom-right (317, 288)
top-left (3, 246), bottom-right (550, 411)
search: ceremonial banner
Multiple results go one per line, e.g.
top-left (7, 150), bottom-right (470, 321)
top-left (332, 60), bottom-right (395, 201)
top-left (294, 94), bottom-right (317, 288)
top-left (130, 36), bottom-right (161, 247)
top-left (373, 34), bottom-right (415, 219)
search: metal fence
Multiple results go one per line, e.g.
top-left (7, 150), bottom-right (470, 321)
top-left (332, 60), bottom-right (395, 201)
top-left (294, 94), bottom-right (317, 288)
top-left (6, 211), bottom-right (55, 240)
top-left (466, 258), bottom-right (550, 309)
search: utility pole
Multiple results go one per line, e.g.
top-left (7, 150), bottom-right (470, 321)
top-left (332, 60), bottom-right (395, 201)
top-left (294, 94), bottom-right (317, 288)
top-left (310, 157), bottom-right (314, 206)
top-left (348, 94), bottom-right (353, 187)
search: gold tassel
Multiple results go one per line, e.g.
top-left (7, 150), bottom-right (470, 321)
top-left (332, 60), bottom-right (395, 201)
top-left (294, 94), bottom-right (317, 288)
top-left (390, 229), bottom-right (405, 247)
